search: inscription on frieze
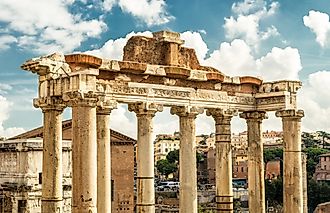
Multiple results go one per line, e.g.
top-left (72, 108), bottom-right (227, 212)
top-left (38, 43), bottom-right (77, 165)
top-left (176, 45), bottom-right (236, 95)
top-left (256, 96), bottom-right (286, 105)
top-left (153, 88), bottom-right (190, 98)
top-left (195, 91), bottom-right (227, 102)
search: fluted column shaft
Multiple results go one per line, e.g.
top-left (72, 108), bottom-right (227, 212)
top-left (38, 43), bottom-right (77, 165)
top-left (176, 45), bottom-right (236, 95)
top-left (97, 108), bottom-right (113, 213)
top-left (240, 111), bottom-right (267, 213)
top-left (72, 101), bottom-right (98, 213)
top-left (171, 106), bottom-right (203, 213)
top-left (207, 109), bottom-right (236, 213)
top-left (276, 109), bottom-right (304, 213)
top-left (41, 105), bottom-right (65, 213)
top-left (129, 103), bottom-right (162, 213)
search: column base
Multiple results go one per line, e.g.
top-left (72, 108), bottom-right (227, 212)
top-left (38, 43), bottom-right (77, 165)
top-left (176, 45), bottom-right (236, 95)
top-left (216, 195), bottom-right (233, 213)
top-left (41, 199), bottom-right (63, 213)
top-left (72, 206), bottom-right (97, 213)
top-left (136, 204), bottom-right (155, 213)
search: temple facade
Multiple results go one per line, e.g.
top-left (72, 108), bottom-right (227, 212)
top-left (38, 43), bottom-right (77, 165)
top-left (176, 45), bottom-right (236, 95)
top-left (20, 30), bottom-right (305, 213)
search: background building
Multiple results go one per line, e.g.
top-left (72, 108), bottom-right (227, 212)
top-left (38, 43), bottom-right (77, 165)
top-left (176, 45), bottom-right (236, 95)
top-left (0, 120), bottom-right (135, 213)
top-left (314, 153), bottom-right (330, 182)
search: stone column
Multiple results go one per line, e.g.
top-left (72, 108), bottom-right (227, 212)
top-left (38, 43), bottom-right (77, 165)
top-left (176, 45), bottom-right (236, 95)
top-left (302, 152), bottom-right (308, 213)
top-left (97, 102), bottom-right (116, 213)
top-left (128, 103), bottom-right (163, 213)
top-left (171, 106), bottom-right (203, 213)
top-left (240, 111), bottom-right (267, 213)
top-left (71, 98), bottom-right (98, 213)
top-left (207, 109), bottom-right (237, 213)
top-left (276, 109), bottom-right (304, 213)
top-left (40, 100), bottom-right (65, 213)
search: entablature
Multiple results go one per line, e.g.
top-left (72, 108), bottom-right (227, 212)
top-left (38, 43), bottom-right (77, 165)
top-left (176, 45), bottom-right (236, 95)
top-left (21, 30), bottom-right (302, 113)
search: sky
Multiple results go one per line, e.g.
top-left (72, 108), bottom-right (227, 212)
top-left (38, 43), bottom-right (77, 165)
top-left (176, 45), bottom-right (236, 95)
top-left (0, 0), bottom-right (330, 139)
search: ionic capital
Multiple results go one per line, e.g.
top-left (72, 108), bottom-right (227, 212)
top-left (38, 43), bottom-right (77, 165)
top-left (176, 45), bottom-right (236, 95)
top-left (128, 102), bottom-right (163, 117)
top-left (207, 108), bottom-right (238, 123)
top-left (239, 111), bottom-right (268, 121)
top-left (96, 96), bottom-right (117, 115)
top-left (275, 109), bottom-right (304, 121)
top-left (34, 97), bottom-right (66, 112)
top-left (63, 91), bottom-right (98, 107)
top-left (170, 106), bottom-right (204, 118)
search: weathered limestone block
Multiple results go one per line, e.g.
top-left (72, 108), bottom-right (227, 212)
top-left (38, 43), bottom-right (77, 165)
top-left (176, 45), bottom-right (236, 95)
top-left (123, 31), bottom-right (202, 69)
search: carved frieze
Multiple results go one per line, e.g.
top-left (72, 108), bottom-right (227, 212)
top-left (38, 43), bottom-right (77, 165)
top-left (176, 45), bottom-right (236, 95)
top-left (153, 88), bottom-right (190, 98)
top-left (63, 91), bottom-right (98, 107)
top-left (256, 96), bottom-right (286, 105)
top-left (111, 86), bottom-right (148, 96)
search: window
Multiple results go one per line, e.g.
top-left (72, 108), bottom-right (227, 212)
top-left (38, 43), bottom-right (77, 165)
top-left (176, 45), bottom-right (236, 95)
top-left (111, 180), bottom-right (114, 201)
top-left (39, 173), bottom-right (42, 184)
top-left (18, 200), bottom-right (27, 213)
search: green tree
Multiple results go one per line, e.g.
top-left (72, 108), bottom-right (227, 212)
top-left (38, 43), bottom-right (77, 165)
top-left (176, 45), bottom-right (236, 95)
top-left (308, 179), bottom-right (330, 212)
top-left (265, 176), bottom-right (283, 206)
top-left (166, 149), bottom-right (204, 164)
top-left (316, 131), bottom-right (330, 149)
top-left (264, 148), bottom-right (283, 163)
top-left (156, 159), bottom-right (177, 177)
top-left (302, 132), bottom-right (318, 148)
top-left (166, 149), bottom-right (179, 163)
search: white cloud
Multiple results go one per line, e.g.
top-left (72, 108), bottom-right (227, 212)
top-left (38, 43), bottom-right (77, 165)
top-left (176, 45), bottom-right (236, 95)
top-left (102, 0), bottom-right (173, 26)
top-left (110, 104), bottom-right (136, 138)
top-left (204, 39), bottom-right (256, 76)
top-left (0, 35), bottom-right (17, 50)
top-left (298, 71), bottom-right (330, 132)
top-left (118, 0), bottom-right (173, 26)
top-left (224, 0), bottom-right (280, 48)
top-left (256, 46), bottom-right (301, 80)
top-left (0, 83), bottom-right (12, 95)
top-left (86, 31), bottom-right (152, 59)
top-left (0, 0), bottom-right (107, 54)
top-left (303, 10), bottom-right (330, 48)
top-left (102, 0), bottom-right (117, 11)
top-left (180, 31), bottom-right (209, 62)
top-left (204, 39), bottom-right (302, 81)
top-left (0, 96), bottom-right (25, 138)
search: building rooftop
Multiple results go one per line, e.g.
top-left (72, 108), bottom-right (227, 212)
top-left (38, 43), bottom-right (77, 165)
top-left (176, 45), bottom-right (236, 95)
top-left (9, 119), bottom-right (136, 144)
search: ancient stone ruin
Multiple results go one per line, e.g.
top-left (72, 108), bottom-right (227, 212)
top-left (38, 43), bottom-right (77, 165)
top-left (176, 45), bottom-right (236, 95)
top-left (21, 31), bottom-right (305, 213)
